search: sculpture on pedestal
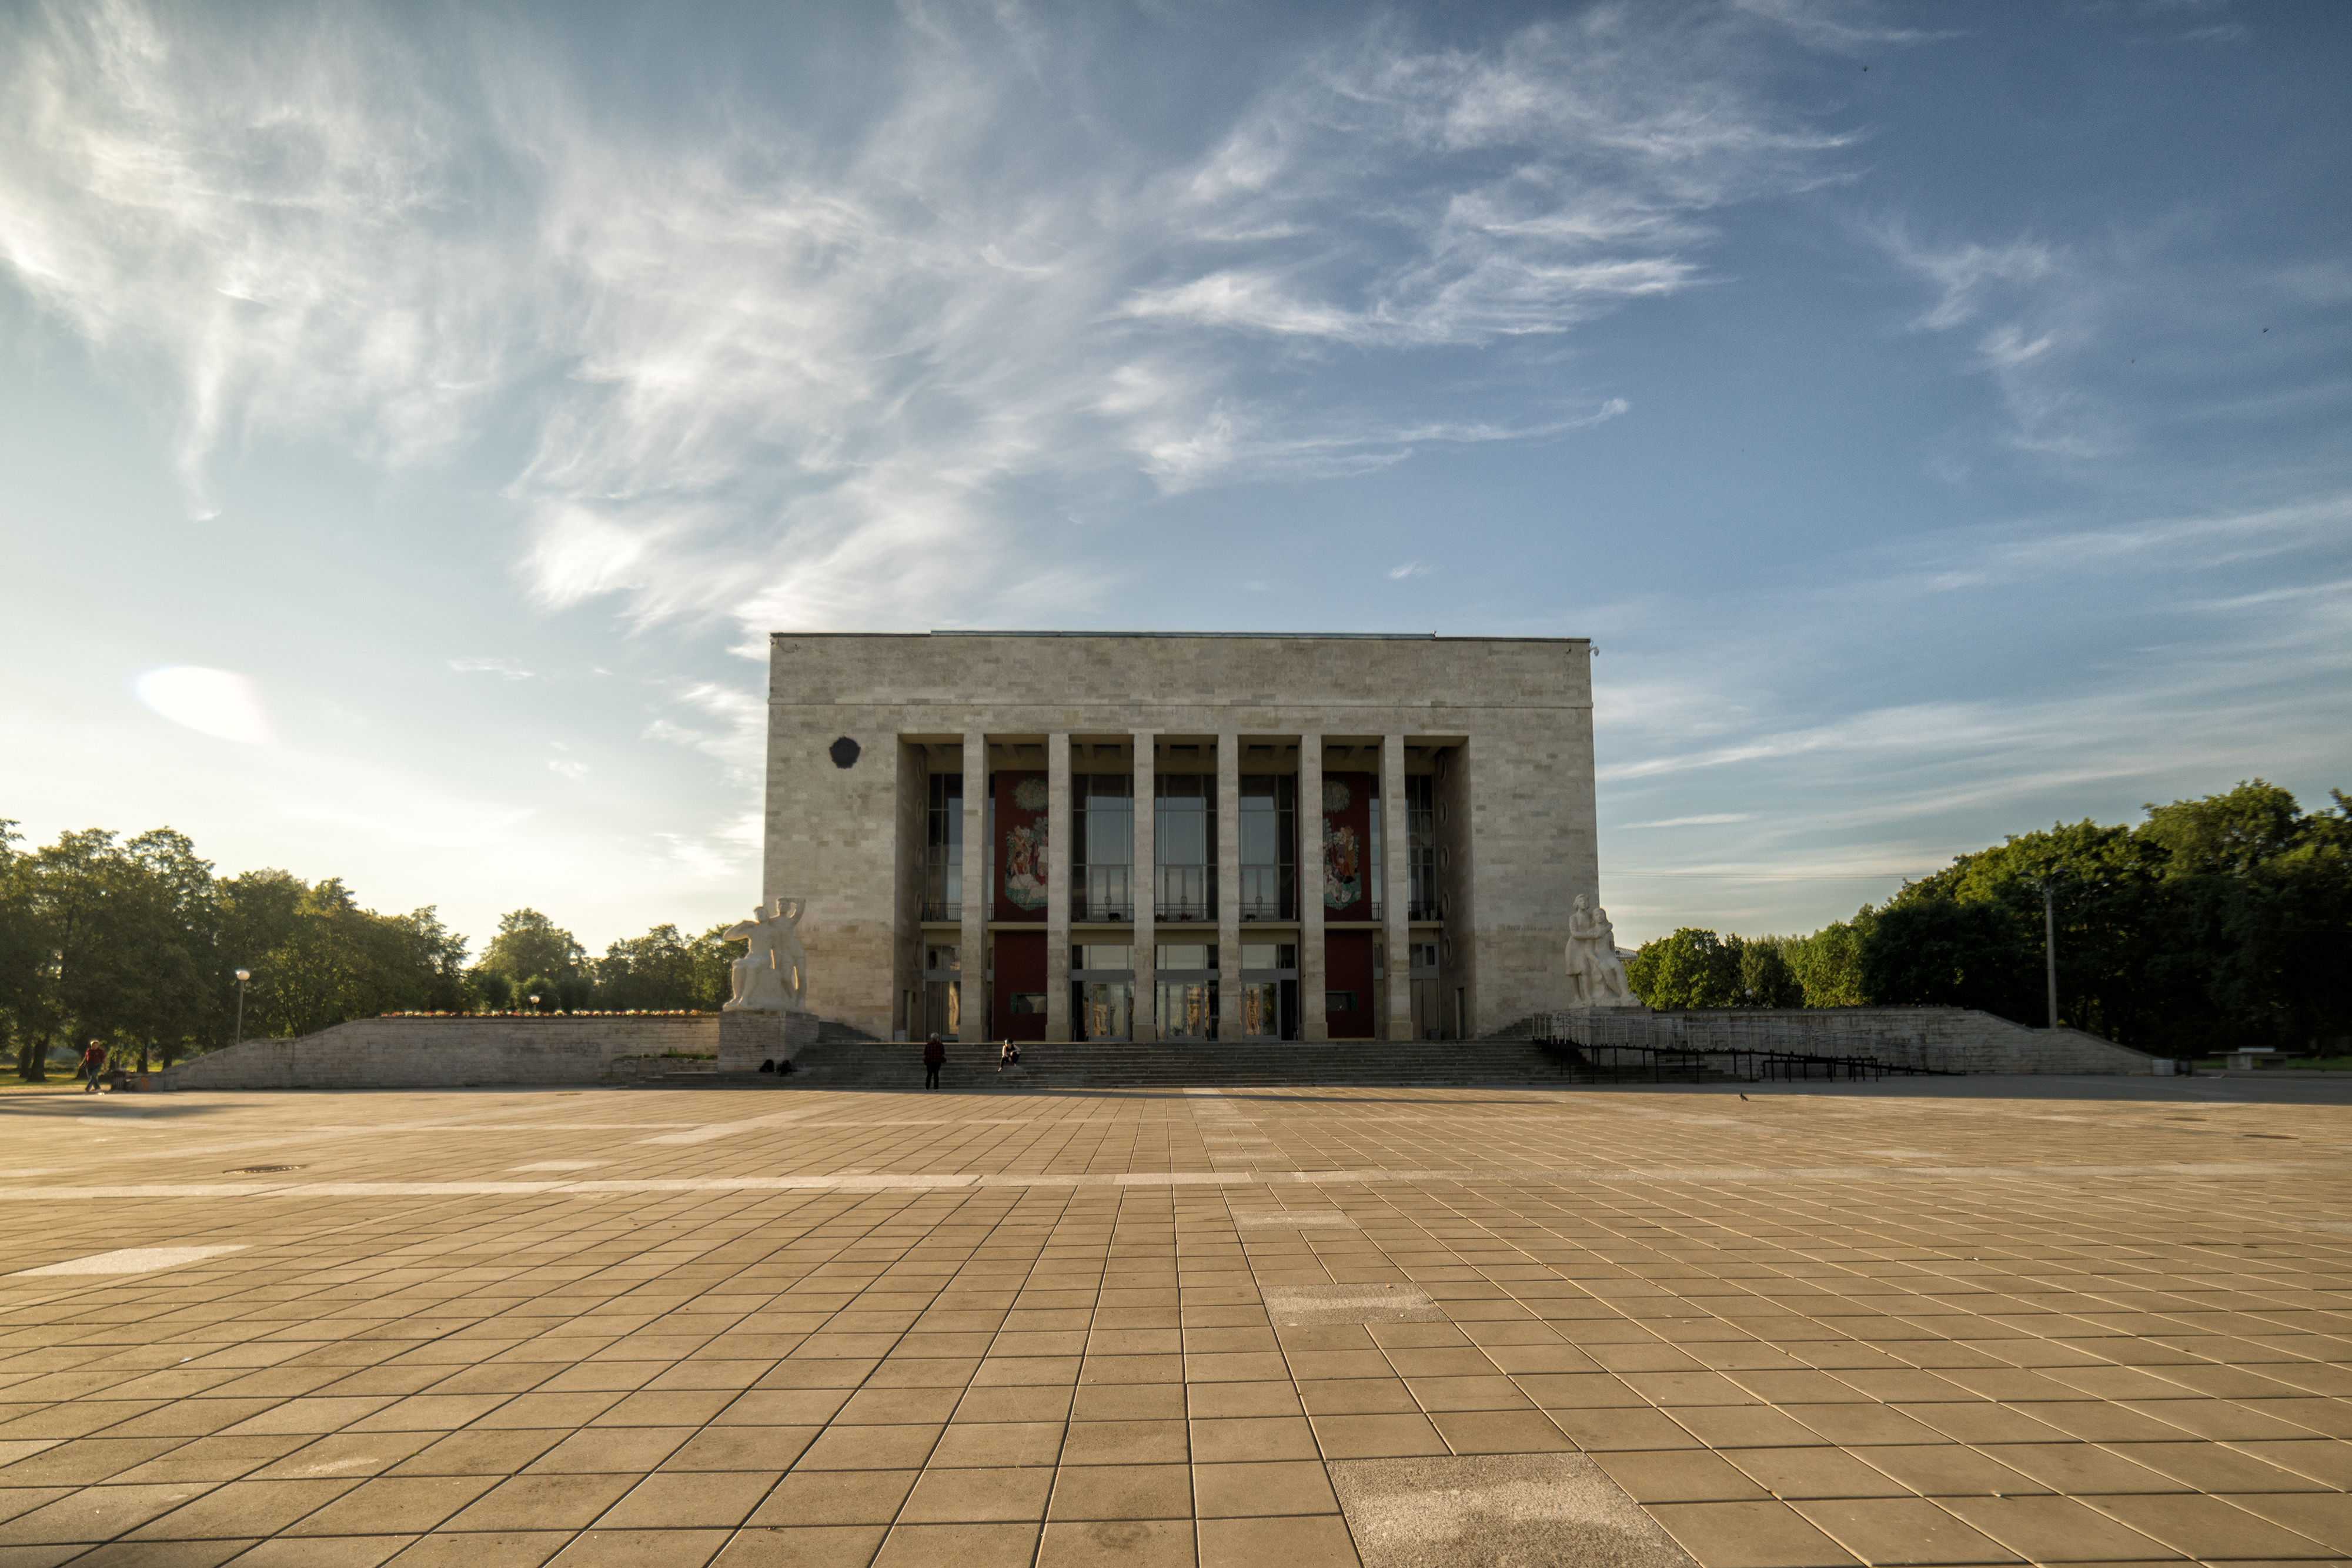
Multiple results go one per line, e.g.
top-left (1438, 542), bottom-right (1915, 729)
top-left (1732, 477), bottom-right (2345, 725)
top-left (724, 897), bottom-right (807, 1012)
top-left (1564, 894), bottom-right (1638, 1007)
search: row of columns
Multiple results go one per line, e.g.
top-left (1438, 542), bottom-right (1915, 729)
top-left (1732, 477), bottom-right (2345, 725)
top-left (953, 729), bottom-right (1416, 1044)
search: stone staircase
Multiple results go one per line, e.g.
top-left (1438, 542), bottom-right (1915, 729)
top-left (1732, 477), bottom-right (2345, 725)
top-left (769, 1037), bottom-right (1594, 1091)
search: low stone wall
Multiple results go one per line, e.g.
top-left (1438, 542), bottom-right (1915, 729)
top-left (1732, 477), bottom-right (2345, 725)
top-left (160, 1016), bottom-right (724, 1090)
top-left (1542, 1006), bottom-right (2160, 1075)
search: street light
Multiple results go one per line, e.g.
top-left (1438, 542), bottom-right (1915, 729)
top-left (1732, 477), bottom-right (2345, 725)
top-left (527, 994), bottom-right (542, 1014)
top-left (2036, 882), bottom-right (2059, 1031)
top-left (233, 969), bottom-right (251, 1045)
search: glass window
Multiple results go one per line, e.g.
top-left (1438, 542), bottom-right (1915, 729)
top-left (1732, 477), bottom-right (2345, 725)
top-left (1238, 775), bottom-right (1297, 920)
top-left (1155, 944), bottom-right (1216, 971)
top-left (924, 773), bottom-right (963, 920)
top-left (1240, 943), bottom-right (1297, 972)
top-left (1073, 774), bottom-right (1134, 921)
top-left (1156, 980), bottom-right (1218, 1039)
top-left (1072, 981), bottom-right (1132, 1040)
top-left (1010, 992), bottom-right (1047, 1015)
top-left (1324, 991), bottom-right (1357, 1014)
top-left (1409, 943), bottom-right (1438, 972)
top-left (1154, 774), bottom-right (1215, 921)
top-left (1406, 774), bottom-right (1437, 919)
top-left (1073, 944), bottom-right (1132, 972)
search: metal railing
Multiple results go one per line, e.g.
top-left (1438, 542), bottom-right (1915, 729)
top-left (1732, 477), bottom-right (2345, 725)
top-left (1535, 1034), bottom-right (1962, 1083)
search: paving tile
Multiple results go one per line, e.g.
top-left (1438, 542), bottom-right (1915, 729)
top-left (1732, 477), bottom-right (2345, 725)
top-left (382, 1529), bottom-right (573, 1567)
top-left (2082, 1493), bottom-right (2333, 1559)
top-left (1936, 1495), bottom-right (2180, 1562)
top-left (543, 1528), bottom-right (730, 1566)
top-left (280, 1475), bottom-right (500, 1534)
top-left (869, 1520), bottom-right (1041, 1566)
top-left (1193, 1459), bottom-right (1338, 1518)
top-left (439, 1472), bottom-right (637, 1532)
top-left (1729, 1447), bottom-right (1917, 1500)
top-left (747, 1469), bottom-right (918, 1526)
top-left (1790, 1497), bottom-right (2024, 1564)
top-left (707, 1529), bottom-right (888, 1568)
top-left (1646, 1500), bottom-right (1864, 1567)
top-left (1036, 1518), bottom-right (1195, 1568)
top-left (1195, 1512), bottom-right (1362, 1568)
top-left (1595, 1449), bottom-right (1773, 1503)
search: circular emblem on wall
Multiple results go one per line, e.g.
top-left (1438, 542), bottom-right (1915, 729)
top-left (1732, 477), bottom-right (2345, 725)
top-left (828, 737), bottom-right (861, 769)
top-left (1013, 777), bottom-right (1049, 813)
top-left (1323, 779), bottom-right (1351, 812)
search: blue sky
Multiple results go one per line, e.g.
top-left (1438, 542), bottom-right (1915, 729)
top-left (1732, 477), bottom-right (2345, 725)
top-left (3, 0), bottom-right (2347, 957)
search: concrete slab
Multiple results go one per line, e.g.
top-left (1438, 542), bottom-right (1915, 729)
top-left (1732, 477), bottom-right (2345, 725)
top-left (1330, 1453), bottom-right (1697, 1568)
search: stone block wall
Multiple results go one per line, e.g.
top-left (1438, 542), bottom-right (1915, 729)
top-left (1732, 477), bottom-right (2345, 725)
top-left (1541, 1006), bottom-right (2160, 1075)
top-left (159, 1017), bottom-right (724, 1090)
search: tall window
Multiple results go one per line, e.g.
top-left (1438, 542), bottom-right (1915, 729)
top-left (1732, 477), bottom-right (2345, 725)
top-left (1238, 941), bottom-right (1298, 1040)
top-left (925, 774), bottom-right (962, 920)
top-left (1367, 777), bottom-right (1383, 921)
top-left (1405, 774), bottom-right (1437, 920)
top-left (1072, 775), bottom-right (1134, 921)
top-left (1070, 944), bottom-right (1133, 1041)
top-left (1154, 775), bottom-right (1215, 921)
top-left (1155, 943), bottom-right (1217, 1040)
top-left (1238, 775), bottom-right (1296, 921)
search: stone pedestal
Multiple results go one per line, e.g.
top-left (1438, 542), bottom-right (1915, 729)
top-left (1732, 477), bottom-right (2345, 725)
top-left (720, 1010), bottom-right (820, 1072)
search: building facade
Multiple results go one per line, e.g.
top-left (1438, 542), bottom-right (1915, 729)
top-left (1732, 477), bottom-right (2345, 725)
top-left (761, 632), bottom-right (1598, 1044)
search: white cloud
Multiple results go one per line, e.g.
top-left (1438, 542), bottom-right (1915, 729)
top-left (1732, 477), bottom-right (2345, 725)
top-left (0, 2), bottom-right (1847, 644)
top-left (1623, 813), bottom-right (1755, 828)
top-left (447, 657), bottom-right (534, 680)
top-left (133, 666), bottom-right (271, 744)
top-left (1387, 561), bottom-right (1428, 580)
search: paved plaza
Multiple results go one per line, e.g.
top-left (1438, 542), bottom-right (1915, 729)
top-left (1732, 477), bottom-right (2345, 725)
top-left (5, 1074), bottom-right (2352, 1567)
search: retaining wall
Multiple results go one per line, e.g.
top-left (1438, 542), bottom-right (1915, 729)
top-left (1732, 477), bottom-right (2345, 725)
top-left (1545, 1006), bottom-right (2160, 1074)
top-left (159, 1015), bottom-right (737, 1089)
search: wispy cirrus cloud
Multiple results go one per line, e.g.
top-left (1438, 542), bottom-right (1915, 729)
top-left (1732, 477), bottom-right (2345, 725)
top-left (0, 1), bottom-right (1851, 646)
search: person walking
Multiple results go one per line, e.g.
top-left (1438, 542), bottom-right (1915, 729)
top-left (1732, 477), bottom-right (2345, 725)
top-left (923, 1034), bottom-right (945, 1092)
top-left (81, 1040), bottom-right (108, 1094)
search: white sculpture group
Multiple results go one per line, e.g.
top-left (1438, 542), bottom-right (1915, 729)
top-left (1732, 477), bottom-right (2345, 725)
top-left (724, 897), bottom-right (808, 1012)
top-left (1564, 894), bottom-right (1637, 1008)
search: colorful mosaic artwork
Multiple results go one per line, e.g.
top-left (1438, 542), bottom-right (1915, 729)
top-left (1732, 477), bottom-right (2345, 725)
top-left (1322, 778), bottom-right (1351, 812)
top-left (1003, 821), bottom-right (1048, 910)
top-left (1323, 820), bottom-right (1360, 910)
top-left (1013, 776), bottom-right (1050, 812)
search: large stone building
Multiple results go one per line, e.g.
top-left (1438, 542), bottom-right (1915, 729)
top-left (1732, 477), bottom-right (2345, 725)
top-left (761, 631), bottom-right (1597, 1044)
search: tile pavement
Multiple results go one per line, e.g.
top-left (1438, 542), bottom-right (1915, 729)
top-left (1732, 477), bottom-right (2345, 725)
top-left (3, 1073), bottom-right (2352, 1564)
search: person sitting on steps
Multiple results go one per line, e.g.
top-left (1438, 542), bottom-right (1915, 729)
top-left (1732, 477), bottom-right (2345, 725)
top-left (1000, 1040), bottom-right (1021, 1072)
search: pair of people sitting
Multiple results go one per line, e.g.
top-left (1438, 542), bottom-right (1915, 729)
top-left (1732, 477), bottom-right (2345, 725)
top-left (756, 1057), bottom-right (795, 1074)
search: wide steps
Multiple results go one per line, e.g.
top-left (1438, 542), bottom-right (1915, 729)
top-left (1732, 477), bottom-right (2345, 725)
top-left (771, 1039), bottom-right (1623, 1089)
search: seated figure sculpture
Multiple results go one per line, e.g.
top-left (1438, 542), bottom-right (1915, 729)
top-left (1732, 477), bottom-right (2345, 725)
top-left (724, 897), bottom-right (807, 1012)
top-left (1563, 894), bottom-right (1638, 1007)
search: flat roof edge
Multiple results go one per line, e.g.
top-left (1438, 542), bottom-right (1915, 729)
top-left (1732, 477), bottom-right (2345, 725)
top-left (768, 630), bottom-right (1591, 643)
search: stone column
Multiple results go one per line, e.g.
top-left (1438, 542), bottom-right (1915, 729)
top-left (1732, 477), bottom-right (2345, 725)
top-left (961, 731), bottom-right (986, 1043)
top-left (1215, 731), bottom-right (1241, 1042)
top-left (1299, 730), bottom-right (1326, 1042)
top-left (1382, 733), bottom-right (1412, 1040)
top-left (1131, 731), bottom-right (1155, 1043)
top-left (1046, 732), bottom-right (1072, 1044)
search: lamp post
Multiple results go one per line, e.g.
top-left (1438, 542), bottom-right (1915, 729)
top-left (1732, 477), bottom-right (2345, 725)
top-left (233, 969), bottom-right (250, 1045)
top-left (2038, 882), bottom-right (2059, 1031)
top-left (527, 994), bottom-right (542, 1015)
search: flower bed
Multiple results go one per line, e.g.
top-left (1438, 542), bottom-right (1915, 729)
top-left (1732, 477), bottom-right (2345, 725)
top-left (376, 1009), bottom-right (709, 1018)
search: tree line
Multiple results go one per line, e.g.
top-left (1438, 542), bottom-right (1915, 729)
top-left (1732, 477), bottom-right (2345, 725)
top-left (0, 819), bottom-right (744, 1079)
top-left (1623, 781), bottom-right (2352, 1055)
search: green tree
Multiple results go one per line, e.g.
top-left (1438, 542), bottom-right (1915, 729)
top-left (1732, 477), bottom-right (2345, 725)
top-left (1625, 928), bottom-right (1742, 1009)
top-left (244, 878), bottom-right (470, 1037)
top-left (1737, 938), bottom-right (1805, 1008)
top-left (477, 908), bottom-right (584, 991)
top-left (1783, 913), bottom-right (1872, 1007)
top-left (594, 924), bottom-right (699, 1010)
top-left (686, 924), bottom-right (747, 1011)
top-left (1859, 899), bottom-right (2040, 1021)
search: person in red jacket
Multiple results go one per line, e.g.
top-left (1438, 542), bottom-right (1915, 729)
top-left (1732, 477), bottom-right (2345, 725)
top-left (923, 1034), bottom-right (946, 1092)
top-left (81, 1040), bottom-right (108, 1094)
